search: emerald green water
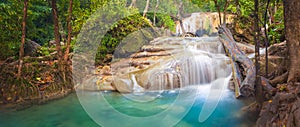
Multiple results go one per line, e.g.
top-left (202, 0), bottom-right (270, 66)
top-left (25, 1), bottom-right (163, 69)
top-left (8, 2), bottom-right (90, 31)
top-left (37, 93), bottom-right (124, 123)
top-left (0, 88), bottom-right (256, 127)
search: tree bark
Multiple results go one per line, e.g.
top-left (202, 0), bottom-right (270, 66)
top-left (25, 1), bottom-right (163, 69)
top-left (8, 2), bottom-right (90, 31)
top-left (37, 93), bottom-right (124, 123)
top-left (283, 0), bottom-right (300, 83)
top-left (223, 0), bottom-right (230, 24)
top-left (17, 0), bottom-right (28, 79)
top-left (143, 0), bottom-right (150, 17)
top-left (51, 0), bottom-right (62, 63)
top-left (254, 0), bottom-right (264, 104)
top-left (51, 0), bottom-right (65, 82)
top-left (264, 0), bottom-right (270, 77)
top-left (58, 20), bottom-right (66, 43)
top-left (219, 25), bottom-right (255, 97)
top-left (213, 0), bottom-right (222, 25)
top-left (130, 0), bottom-right (136, 7)
top-left (64, 0), bottom-right (73, 62)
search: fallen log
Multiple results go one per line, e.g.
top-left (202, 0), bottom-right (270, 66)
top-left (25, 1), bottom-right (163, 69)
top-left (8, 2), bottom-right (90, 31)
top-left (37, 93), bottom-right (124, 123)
top-left (223, 42), bottom-right (242, 98)
top-left (232, 61), bottom-right (243, 98)
top-left (219, 25), bottom-right (255, 97)
top-left (218, 24), bottom-right (275, 97)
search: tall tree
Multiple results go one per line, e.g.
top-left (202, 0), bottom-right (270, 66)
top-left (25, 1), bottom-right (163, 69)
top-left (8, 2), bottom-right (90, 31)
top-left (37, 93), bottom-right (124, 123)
top-left (213, 0), bottom-right (222, 25)
top-left (254, 0), bottom-right (263, 104)
top-left (264, 0), bottom-right (271, 76)
top-left (51, 0), bottom-right (63, 73)
top-left (283, 0), bottom-right (300, 83)
top-left (17, 0), bottom-right (28, 79)
top-left (143, 0), bottom-right (150, 17)
top-left (64, 0), bottom-right (73, 62)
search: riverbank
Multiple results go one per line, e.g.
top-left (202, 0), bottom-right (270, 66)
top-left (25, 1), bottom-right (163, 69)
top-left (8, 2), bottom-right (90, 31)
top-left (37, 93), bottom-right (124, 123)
top-left (0, 88), bottom-right (72, 111)
top-left (0, 56), bottom-right (73, 110)
top-left (256, 82), bottom-right (300, 126)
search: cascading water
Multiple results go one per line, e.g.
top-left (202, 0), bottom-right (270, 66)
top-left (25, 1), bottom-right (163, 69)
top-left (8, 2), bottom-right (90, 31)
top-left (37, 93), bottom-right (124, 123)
top-left (71, 12), bottom-right (254, 127)
top-left (112, 37), bottom-right (232, 92)
top-left (105, 36), bottom-right (236, 125)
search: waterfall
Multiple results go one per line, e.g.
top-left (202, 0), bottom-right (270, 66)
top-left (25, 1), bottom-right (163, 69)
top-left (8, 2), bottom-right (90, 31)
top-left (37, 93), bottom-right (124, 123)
top-left (146, 38), bottom-right (231, 91)
top-left (111, 37), bottom-right (232, 92)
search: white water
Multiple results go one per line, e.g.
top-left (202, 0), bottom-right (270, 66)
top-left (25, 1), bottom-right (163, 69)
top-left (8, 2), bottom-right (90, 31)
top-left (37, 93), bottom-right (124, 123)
top-left (143, 37), bottom-right (232, 91)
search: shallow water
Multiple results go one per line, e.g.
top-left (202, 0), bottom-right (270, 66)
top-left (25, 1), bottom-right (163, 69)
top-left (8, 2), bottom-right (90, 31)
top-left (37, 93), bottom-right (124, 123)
top-left (0, 85), bottom-right (256, 127)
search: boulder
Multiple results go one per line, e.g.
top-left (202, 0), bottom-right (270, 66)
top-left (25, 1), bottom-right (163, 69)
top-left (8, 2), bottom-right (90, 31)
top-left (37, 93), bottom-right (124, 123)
top-left (24, 40), bottom-right (41, 56)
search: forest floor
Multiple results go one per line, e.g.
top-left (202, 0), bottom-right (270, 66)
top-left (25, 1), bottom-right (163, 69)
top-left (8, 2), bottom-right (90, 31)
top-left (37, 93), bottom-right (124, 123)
top-left (0, 56), bottom-right (73, 110)
top-left (237, 41), bottom-right (300, 126)
top-left (257, 82), bottom-right (300, 126)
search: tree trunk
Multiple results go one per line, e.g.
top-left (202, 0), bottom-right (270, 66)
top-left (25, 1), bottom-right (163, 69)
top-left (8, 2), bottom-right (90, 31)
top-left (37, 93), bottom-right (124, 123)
top-left (17, 0), bottom-right (28, 79)
top-left (130, 0), bottom-right (136, 7)
top-left (143, 0), bottom-right (150, 17)
top-left (213, 0), bottom-right (222, 25)
top-left (64, 0), bottom-right (73, 62)
top-left (283, 0), bottom-right (300, 83)
top-left (264, 0), bottom-right (270, 76)
top-left (51, 0), bottom-right (64, 81)
top-left (58, 21), bottom-right (66, 44)
top-left (51, 0), bottom-right (62, 63)
top-left (254, 0), bottom-right (264, 104)
top-left (223, 0), bottom-right (230, 24)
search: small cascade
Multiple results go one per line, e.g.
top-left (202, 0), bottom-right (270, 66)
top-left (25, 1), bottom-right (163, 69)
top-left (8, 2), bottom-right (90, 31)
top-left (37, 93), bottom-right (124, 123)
top-left (131, 74), bottom-right (144, 92)
top-left (110, 36), bottom-right (232, 93)
top-left (148, 41), bottom-right (231, 91)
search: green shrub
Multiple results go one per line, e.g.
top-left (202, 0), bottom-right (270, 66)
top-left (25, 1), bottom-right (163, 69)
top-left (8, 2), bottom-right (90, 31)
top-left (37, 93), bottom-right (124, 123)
top-left (95, 13), bottom-right (152, 65)
top-left (146, 13), bottom-right (175, 32)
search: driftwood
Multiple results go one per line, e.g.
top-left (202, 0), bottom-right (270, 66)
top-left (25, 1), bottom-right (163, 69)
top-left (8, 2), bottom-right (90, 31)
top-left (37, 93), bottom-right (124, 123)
top-left (218, 24), bottom-right (275, 97)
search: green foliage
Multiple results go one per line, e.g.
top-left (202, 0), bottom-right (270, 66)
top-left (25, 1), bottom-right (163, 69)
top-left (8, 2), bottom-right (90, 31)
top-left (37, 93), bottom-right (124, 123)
top-left (146, 13), bottom-right (175, 31)
top-left (27, 0), bottom-right (53, 45)
top-left (268, 22), bottom-right (284, 44)
top-left (74, 0), bottom-right (141, 64)
top-left (0, 0), bottom-right (54, 59)
top-left (0, 43), bottom-right (19, 60)
top-left (0, 0), bottom-right (285, 62)
top-left (239, 0), bottom-right (254, 16)
top-left (37, 47), bottom-right (50, 56)
top-left (95, 13), bottom-right (152, 64)
top-left (267, 4), bottom-right (284, 44)
top-left (0, 0), bottom-right (23, 59)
